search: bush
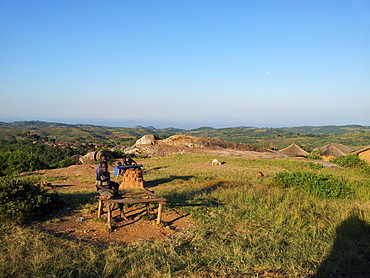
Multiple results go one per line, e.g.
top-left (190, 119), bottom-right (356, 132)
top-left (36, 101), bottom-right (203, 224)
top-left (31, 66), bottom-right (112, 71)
top-left (0, 176), bottom-right (64, 223)
top-left (330, 154), bottom-right (370, 171)
top-left (271, 171), bottom-right (353, 199)
top-left (307, 161), bottom-right (324, 170)
top-left (0, 150), bottom-right (46, 177)
top-left (49, 157), bottom-right (75, 169)
top-left (307, 151), bottom-right (322, 160)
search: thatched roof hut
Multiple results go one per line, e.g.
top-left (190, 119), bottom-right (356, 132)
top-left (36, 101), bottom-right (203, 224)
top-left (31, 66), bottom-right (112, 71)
top-left (313, 143), bottom-right (352, 157)
top-left (279, 143), bottom-right (309, 157)
top-left (352, 145), bottom-right (370, 165)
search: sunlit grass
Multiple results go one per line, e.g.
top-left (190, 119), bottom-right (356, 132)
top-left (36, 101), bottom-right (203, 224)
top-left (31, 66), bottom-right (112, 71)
top-left (1, 154), bottom-right (369, 277)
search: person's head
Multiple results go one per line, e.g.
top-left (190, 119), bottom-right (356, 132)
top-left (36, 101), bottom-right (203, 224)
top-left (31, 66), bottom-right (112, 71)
top-left (117, 161), bottom-right (122, 166)
top-left (100, 154), bottom-right (107, 162)
top-left (100, 161), bottom-right (108, 172)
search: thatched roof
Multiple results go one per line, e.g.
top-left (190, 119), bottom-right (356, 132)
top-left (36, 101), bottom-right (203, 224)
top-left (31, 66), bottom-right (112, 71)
top-left (279, 143), bottom-right (309, 157)
top-left (313, 143), bottom-right (353, 157)
top-left (352, 145), bottom-right (370, 155)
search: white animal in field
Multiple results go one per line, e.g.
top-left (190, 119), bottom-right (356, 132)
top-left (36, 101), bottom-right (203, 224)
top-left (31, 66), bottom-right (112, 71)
top-left (212, 159), bottom-right (222, 166)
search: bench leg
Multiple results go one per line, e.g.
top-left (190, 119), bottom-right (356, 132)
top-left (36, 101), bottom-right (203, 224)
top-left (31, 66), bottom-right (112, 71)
top-left (107, 204), bottom-right (112, 231)
top-left (119, 204), bottom-right (129, 221)
top-left (156, 202), bottom-right (163, 225)
top-left (98, 199), bottom-right (103, 218)
top-left (145, 203), bottom-right (150, 215)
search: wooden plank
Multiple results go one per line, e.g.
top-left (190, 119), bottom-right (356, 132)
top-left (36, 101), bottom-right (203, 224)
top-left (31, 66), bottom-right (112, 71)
top-left (123, 191), bottom-right (158, 197)
top-left (102, 198), bottom-right (167, 204)
top-left (118, 164), bottom-right (143, 170)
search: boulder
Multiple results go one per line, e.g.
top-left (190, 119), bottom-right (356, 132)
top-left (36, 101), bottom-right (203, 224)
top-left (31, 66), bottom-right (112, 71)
top-left (134, 134), bottom-right (159, 146)
top-left (79, 151), bottom-right (96, 164)
top-left (95, 150), bottom-right (114, 161)
top-left (69, 154), bottom-right (82, 164)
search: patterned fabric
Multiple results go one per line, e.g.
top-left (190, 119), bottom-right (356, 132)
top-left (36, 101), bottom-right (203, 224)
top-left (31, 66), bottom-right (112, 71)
top-left (95, 170), bottom-right (111, 190)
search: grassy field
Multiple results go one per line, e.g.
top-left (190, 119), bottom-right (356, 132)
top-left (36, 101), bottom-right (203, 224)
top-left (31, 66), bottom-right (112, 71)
top-left (1, 154), bottom-right (370, 277)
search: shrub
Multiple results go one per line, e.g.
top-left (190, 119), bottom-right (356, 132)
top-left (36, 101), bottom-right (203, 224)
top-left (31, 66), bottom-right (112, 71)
top-left (0, 176), bottom-right (64, 223)
top-left (49, 157), bottom-right (75, 169)
top-left (330, 154), bottom-right (370, 171)
top-left (271, 171), bottom-right (353, 199)
top-left (307, 151), bottom-right (322, 160)
top-left (0, 150), bottom-right (46, 176)
top-left (307, 161), bottom-right (324, 170)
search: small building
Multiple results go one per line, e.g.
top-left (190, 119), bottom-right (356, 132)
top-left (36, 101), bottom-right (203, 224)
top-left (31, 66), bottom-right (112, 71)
top-left (313, 143), bottom-right (353, 161)
top-left (279, 143), bottom-right (309, 157)
top-left (352, 146), bottom-right (370, 165)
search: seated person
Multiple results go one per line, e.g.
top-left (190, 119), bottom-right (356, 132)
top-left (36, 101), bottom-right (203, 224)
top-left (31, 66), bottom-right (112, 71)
top-left (124, 156), bottom-right (137, 165)
top-left (113, 161), bottom-right (124, 176)
top-left (122, 158), bottom-right (128, 165)
top-left (96, 154), bottom-right (108, 177)
top-left (95, 161), bottom-right (120, 198)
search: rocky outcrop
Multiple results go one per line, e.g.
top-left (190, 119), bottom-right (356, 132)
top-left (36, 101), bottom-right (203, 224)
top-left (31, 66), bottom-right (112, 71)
top-left (95, 150), bottom-right (114, 161)
top-left (135, 134), bottom-right (160, 145)
top-left (79, 152), bottom-right (96, 164)
top-left (79, 150), bottom-right (113, 164)
top-left (69, 154), bottom-right (82, 164)
top-left (124, 134), bottom-right (270, 157)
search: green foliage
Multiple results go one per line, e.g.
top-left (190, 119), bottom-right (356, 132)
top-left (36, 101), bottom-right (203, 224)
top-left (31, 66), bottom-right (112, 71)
top-left (271, 171), bottom-right (354, 199)
top-left (0, 142), bottom-right (81, 175)
top-left (105, 148), bottom-right (124, 159)
top-left (49, 157), bottom-right (76, 169)
top-left (0, 150), bottom-right (46, 176)
top-left (330, 154), bottom-right (370, 171)
top-left (307, 161), bottom-right (324, 170)
top-left (307, 151), bottom-right (323, 160)
top-left (0, 176), bottom-right (64, 223)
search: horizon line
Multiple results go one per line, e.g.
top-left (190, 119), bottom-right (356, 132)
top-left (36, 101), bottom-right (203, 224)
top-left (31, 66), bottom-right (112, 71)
top-left (1, 119), bottom-right (369, 131)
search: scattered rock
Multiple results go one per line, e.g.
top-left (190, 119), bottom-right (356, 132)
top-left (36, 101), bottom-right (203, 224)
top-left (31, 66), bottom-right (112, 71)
top-left (125, 134), bottom-right (270, 157)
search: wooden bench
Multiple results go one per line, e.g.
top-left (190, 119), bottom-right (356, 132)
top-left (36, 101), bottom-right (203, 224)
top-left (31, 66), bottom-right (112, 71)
top-left (96, 191), bottom-right (167, 231)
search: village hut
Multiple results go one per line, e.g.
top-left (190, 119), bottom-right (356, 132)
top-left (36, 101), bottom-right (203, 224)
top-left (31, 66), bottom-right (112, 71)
top-left (352, 145), bottom-right (370, 165)
top-left (279, 143), bottom-right (309, 157)
top-left (313, 143), bottom-right (353, 161)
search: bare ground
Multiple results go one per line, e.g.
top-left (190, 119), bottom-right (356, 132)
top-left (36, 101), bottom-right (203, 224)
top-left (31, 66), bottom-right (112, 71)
top-left (30, 163), bottom-right (195, 245)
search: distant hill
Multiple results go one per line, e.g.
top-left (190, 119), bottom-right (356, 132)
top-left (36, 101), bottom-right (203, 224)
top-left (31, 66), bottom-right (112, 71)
top-left (276, 125), bottom-right (370, 134)
top-left (0, 120), bottom-right (184, 145)
top-left (0, 121), bottom-right (369, 150)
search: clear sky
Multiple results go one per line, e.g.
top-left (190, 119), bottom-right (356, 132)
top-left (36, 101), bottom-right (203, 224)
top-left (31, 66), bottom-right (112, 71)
top-left (0, 0), bottom-right (369, 129)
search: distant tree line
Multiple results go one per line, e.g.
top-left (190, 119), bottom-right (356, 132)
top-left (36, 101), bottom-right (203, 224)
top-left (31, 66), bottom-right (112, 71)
top-left (0, 134), bottom-right (95, 176)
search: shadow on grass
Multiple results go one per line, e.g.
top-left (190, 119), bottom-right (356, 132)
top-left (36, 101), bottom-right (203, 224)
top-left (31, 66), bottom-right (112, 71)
top-left (59, 191), bottom-right (98, 207)
top-left (161, 180), bottom-right (228, 208)
top-left (145, 175), bottom-right (194, 188)
top-left (313, 210), bottom-right (370, 278)
top-left (144, 166), bottom-right (169, 172)
top-left (34, 191), bottom-right (98, 222)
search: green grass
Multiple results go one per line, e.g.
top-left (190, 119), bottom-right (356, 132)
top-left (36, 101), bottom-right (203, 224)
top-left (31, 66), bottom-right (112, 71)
top-left (1, 154), bottom-right (369, 277)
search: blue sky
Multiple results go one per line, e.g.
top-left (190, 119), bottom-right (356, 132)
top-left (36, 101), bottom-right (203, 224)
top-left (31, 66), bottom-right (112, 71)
top-left (0, 0), bottom-right (369, 129)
